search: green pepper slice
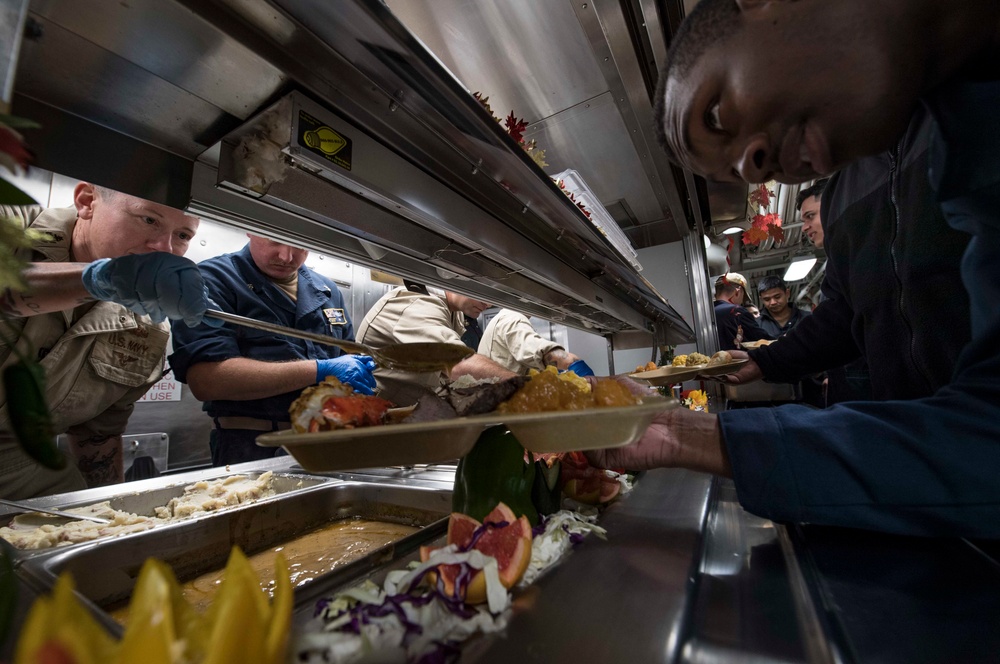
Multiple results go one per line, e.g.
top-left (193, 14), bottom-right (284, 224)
top-left (453, 426), bottom-right (538, 525)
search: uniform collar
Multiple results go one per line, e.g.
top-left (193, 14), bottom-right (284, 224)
top-left (232, 245), bottom-right (332, 315)
top-left (27, 207), bottom-right (79, 262)
top-left (761, 307), bottom-right (803, 328)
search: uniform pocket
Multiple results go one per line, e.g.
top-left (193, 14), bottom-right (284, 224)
top-left (89, 323), bottom-right (169, 388)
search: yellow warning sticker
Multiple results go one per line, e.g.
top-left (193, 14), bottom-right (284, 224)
top-left (298, 109), bottom-right (352, 171)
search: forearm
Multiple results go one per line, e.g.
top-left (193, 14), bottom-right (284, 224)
top-left (663, 409), bottom-right (731, 477)
top-left (185, 357), bottom-right (318, 401)
top-left (586, 407), bottom-right (730, 477)
top-left (753, 301), bottom-right (858, 381)
top-left (0, 263), bottom-right (94, 317)
top-left (450, 353), bottom-right (518, 381)
top-left (67, 433), bottom-right (123, 488)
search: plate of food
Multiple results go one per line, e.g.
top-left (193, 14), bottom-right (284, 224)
top-left (740, 339), bottom-right (774, 350)
top-left (629, 351), bottom-right (748, 386)
top-left (494, 397), bottom-right (674, 453)
top-left (257, 370), bottom-right (676, 471)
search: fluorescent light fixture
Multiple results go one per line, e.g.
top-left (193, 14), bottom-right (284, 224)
top-left (722, 226), bottom-right (744, 235)
top-left (783, 257), bottom-right (818, 282)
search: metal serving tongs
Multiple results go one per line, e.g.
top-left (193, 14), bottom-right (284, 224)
top-left (0, 498), bottom-right (111, 524)
top-left (204, 309), bottom-right (474, 373)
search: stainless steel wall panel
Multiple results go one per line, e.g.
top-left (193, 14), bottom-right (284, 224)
top-left (383, 0), bottom-right (608, 124)
top-left (384, 0), bottom-right (685, 246)
top-left (14, 95), bottom-right (194, 207)
top-left (525, 92), bottom-right (663, 224)
top-left (15, 16), bottom-right (232, 158)
top-left (573, 0), bottom-right (688, 238)
top-left (28, 0), bottom-right (286, 120)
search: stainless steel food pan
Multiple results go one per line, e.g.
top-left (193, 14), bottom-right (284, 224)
top-left (20, 481), bottom-right (451, 634)
top-left (64, 470), bottom-right (329, 516)
top-left (2, 471), bottom-right (334, 560)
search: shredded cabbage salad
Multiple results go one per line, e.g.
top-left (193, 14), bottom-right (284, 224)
top-left (293, 471), bottom-right (630, 663)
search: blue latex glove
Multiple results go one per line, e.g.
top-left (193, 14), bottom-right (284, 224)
top-left (316, 355), bottom-right (377, 395)
top-left (567, 359), bottom-right (595, 377)
top-left (82, 253), bottom-right (222, 328)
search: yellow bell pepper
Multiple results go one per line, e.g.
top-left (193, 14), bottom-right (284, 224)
top-left (14, 546), bottom-right (291, 664)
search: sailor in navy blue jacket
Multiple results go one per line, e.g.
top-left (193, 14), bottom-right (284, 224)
top-left (713, 272), bottom-right (774, 351)
top-left (585, 0), bottom-right (1000, 538)
top-left (169, 238), bottom-right (374, 465)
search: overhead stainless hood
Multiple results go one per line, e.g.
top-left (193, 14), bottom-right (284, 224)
top-left (10, 0), bottom-right (708, 343)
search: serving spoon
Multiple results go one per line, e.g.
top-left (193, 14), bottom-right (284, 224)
top-left (204, 309), bottom-right (473, 373)
top-left (0, 498), bottom-right (111, 524)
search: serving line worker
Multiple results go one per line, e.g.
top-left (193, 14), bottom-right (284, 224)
top-left (356, 286), bottom-right (518, 404)
top-left (589, 0), bottom-right (1000, 537)
top-left (478, 308), bottom-right (594, 376)
top-left (168, 236), bottom-right (375, 467)
top-left (1, 183), bottom-right (214, 499)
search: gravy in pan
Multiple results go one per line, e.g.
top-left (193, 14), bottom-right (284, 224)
top-left (111, 517), bottom-right (419, 623)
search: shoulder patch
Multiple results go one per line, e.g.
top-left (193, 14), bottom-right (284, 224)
top-left (324, 308), bottom-right (348, 326)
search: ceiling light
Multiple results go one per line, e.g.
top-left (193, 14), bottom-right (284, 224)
top-left (783, 257), bottom-right (817, 282)
top-left (722, 226), bottom-right (744, 235)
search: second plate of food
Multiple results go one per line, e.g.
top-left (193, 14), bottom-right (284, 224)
top-left (495, 397), bottom-right (676, 453)
top-left (630, 360), bottom-right (749, 386)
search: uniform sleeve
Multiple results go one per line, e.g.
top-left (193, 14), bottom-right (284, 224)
top-left (720, 336), bottom-right (1000, 538)
top-left (389, 297), bottom-right (465, 345)
top-left (167, 261), bottom-right (244, 383)
top-left (499, 315), bottom-right (560, 370)
top-left (750, 297), bottom-right (859, 382)
top-left (724, 306), bottom-right (772, 343)
top-left (751, 244), bottom-right (861, 382)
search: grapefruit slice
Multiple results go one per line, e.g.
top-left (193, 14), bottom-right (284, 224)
top-left (562, 478), bottom-right (600, 504)
top-left (599, 479), bottom-right (621, 503)
top-left (561, 452), bottom-right (622, 504)
top-left (447, 512), bottom-right (480, 547)
top-left (419, 502), bottom-right (533, 605)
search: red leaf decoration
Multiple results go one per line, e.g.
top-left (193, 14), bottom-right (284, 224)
top-left (749, 183), bottom-right (773, 209)
top-left (742, 211), bottom-right (784, 246)
top-left (504, 111), bottom-right (528, 144)
top-left (743, 226), bottom-right (768, 245)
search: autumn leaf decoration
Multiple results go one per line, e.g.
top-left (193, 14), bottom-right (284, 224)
top-left (504, 111), bottom-right (527, 143)
top-left (555, 179), bottom-right (592, 219)
top-left (473, 92), bottom-right (548, 168)
top-left (473, 91), bottom-right (594, 219)
top-left (742, 184), bottom-right (783, 246)
top-left (743, 212), bottom-right (784, 245)
top-left (748, 182), bottom-right (772, 209)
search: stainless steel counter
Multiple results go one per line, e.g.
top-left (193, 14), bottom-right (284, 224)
top-left (4, 459), bottom-right (999, 663)
top-left (469, 467), bottom-right (713, 663)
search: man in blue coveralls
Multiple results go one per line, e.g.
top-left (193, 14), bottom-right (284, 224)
top-left (588, 0), bottom-right (1000, 538)
top-left (169, 235), bottom-right (376, 466)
